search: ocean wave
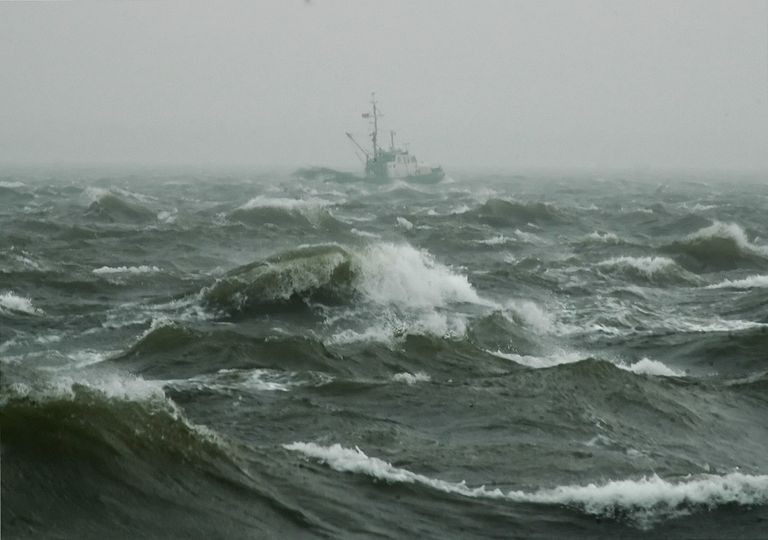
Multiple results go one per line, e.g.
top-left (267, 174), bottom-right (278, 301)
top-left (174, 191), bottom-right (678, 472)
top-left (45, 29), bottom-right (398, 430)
top-left (0, 180), bottom-right (25, 188)
top-left (238, 194), bottom-right (334, 212)
top-left (395, 216), bottom-right (414, 230)
top-left (357, 243), bottom-right (481, 309)
top-left (0, 291), bottom-right (43, 316)
top-left (488, 349), bottom-right (584, 369)
top-left (0, 365), bottom-right (222, 449)
top-left (477, 235), bottom-right (511, 246)
top-left (202, 242), bottom-right (484, 318)
top-left (93, 265), bottom-right (161, 275)
top-left (165, 367), bottom-right (332, 394)
top-left (327, 311), bottom-right (468, 346)
top-left (285, 442), bottom-right (768, 529)
top-left (597, 256), bottom-right (699, 285)
top-left (662, 222), bottom-right (768, 272)
top-left (706, 274), bottom-right (768, 290)
top-left (617, 358), bottom-right (685, 377)
top-left (391, 371), bottom-right (431, 384)
top-left (201, 244), bottom-right (353, 316)
top-left (503, 300), bottom-right (560, 335)
top-left (117, 323), bottom-right (345, 379)
top-left (0, 363), bottom-right (285, 538)
top-left (583, 231), bottom-right (622, 244)
top-left (83, 190), bottom-right (157, 223)
top-left (468, 198), bottom-right (564, 226)
top-left (228, 196), bottom-right (344, 230)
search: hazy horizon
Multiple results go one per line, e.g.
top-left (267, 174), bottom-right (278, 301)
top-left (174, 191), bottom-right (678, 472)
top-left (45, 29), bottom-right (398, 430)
top-left (2, 0), bottom-right (767, 171)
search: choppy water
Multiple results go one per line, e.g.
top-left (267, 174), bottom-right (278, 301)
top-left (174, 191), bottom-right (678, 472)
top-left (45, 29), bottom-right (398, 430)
top-left (2, 168), bottom-right (768, 538)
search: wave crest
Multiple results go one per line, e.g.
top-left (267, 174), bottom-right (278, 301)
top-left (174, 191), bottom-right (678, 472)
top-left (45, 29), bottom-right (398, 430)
top-left (286, 442), bottom-right (768, 529)
top-left (83, 191), bottom-right (156, 223)
top-left (597, 256), bottom-right (699, 285)
top-left (469, 198), bottom-right (564, 226)
top-left (201, 242), bottom-right (482, 318)
top-left (662, 222), bottom-right (768, 272)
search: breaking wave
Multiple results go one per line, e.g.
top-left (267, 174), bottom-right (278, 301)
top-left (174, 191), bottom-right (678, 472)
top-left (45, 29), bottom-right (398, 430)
top-left (285, 442), bottom-right (768, 529)
top-left (0, 291), bottom-right (43, 316)
top-left (597, 256), bottom-right (700, 285)
top-left (662, 222), bottom-right (768, 272)
top-left (468, 198), bottom-right (564, 226)
top-left (201, 242), bottom-right (483, 317)
top-left (228, 195), bottom-right (345, 230)
top-left (618, 358), bottom-right (685, 377)
top-left (93, 265), bottom-right (161, 275)
top-left (707, 274), bottom-right (768, 290)
top-left (83, 190), bottom-right (157, 224)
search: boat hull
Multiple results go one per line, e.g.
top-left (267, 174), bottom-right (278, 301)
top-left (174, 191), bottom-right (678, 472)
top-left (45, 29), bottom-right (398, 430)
top-left (366, 166), bottom-right (445, 184)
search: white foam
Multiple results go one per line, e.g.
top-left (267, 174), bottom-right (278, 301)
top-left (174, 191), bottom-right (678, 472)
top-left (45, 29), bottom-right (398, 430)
top-left (356, 243), bottom-right (484, 310)
top-left (395, 217), bottom-right (413, 231)
top-left (286, 442), bottom-right (768, 528)
top-left (35, 334), bottom-right (62, 344)
top-left (489, 349), bottom-right (584, 369)
top-left (0, 180), bottom-right (25, 188)
top-left (328, 311), bottom-right (468, 346)
top-left (84, 186), bottom-right (111, 203)
top-left (1, 368), bottom-right (227, 448)
top-left (598, 256), bottom-right (677, 278)
top-left (504, 300), bottom-right (557, 335)
top-left (673, 317), bottom-right (767, 334)
top-left (169, 368), bottom-right (297, 393)
top-left (391, 371), bottom-right (431, 384)
top-left (12, 252), bottom-right (43, 270)
top-left (0, 291), bottom-right (43, 315)
top-left (65, 349), bottom-right (114, 369)
top-left (586, 231), bottom-right (620, 243)
top-left (513, 229), bottom-right (543, 244)
top-left (707, 274), bottom-right (768, 290)
top-left (351, 228), bottom-right (381, 239)
top-left (686, 221), bottom-right (768, 256)
top-left (3, 370), bottom-right (167, 404)
top-left (93, 265), bottom-right (161, 275)
top-left (618, 358), bottom-right (685, 377)
top-left (477, 235), bottom-right (510, 246)
top-left (112, 187), bottom-right (156, 204)
top-left (238, 195), bottom-right (332, 211)
top-left (157, 209), bottom-right (177, 224)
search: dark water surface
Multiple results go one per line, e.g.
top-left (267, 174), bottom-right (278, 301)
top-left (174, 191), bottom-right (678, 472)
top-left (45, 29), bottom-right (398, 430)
top-left (2, 169), bottom-right (768, 538)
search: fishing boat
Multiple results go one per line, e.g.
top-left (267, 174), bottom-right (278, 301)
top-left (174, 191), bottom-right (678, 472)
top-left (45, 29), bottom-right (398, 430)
top-left (345, 95), bottom-right (445, 184)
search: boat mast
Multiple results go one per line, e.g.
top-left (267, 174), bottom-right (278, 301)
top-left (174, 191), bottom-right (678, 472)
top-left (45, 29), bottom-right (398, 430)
top-left (370, 93), bottom-right (379, 159)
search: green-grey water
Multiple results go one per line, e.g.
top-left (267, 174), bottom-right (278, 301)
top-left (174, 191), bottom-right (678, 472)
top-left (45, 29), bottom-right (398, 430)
top-left (2, 168), bottom-right (768, 538)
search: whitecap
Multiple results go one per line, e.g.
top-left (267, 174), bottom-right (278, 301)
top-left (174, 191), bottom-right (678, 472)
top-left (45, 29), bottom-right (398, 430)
top-left (618, 358), bottom-right (685, 377)
top-left (238, 195), bottom-right (332, 211)
top-left (686, 221), bottom-right (768, 257)
top-left (356, 243), bottom-right (484, 310)
top-left (477, 235), bottom-right (510, 246)
top-left (396, 217), bottom-right (414, 230)
top-left (706, 274), bottom-right (768, 290)
top-left (285, 442), bottom-right (768, 529)
top-left (391, 371), bottom-right (431, 384)
top-left (0, 291), bottom-right (43, 315)
top-left (585, 231), bottom-right (620, 243)
top-left (598, 256), bottom-right (677, 278)
top-left (489, 349), bottom-right (584, 369)
top-left (93, 265), bottom-right (161, 275)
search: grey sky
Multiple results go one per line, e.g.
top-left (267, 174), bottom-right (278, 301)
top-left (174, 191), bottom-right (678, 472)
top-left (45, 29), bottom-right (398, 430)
top-left (1, 0), bottom-right (767, 170)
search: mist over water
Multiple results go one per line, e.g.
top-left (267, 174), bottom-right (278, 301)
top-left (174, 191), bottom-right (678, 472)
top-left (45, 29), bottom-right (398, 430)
top-left (2, 169), bottom-right (768, 538)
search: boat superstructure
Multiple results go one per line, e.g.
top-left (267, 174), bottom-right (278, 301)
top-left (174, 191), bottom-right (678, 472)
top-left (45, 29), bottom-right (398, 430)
top-left (346, 95), bottom-right (445, 184)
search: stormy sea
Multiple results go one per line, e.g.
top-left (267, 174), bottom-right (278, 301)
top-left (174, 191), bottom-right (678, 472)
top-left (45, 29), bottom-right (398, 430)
top-left (2, 168), bottom-right (768, 539)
